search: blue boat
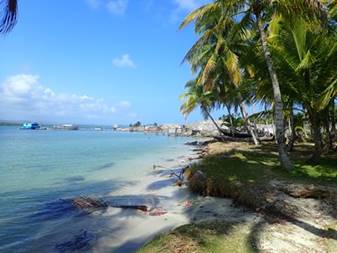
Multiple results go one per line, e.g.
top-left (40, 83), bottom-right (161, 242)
top-left (20, 122), bottom-right (41, 130)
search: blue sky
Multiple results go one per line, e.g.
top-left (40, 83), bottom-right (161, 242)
top-left (0, 0), bottom-right (216, 125)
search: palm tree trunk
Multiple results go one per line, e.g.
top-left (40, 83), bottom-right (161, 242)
top-left (225, 104), bottom-right (235, 136)
top-left (287, 105), bottom-right (296, 151)
top-left (309, 111), bottom-right (322, 163)
top-left (256, 17), bottom-right (293, 171)
top-left (202, 106), bottom-right (225, 136)
top-left (239, 102), bottom-right (259, 146)
top-left (330, 100), bottom-right (336, 149)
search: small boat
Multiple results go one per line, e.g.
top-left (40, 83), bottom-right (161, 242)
top-left (20, 122), bottom-right (41, 130)
top-left (53, 124), bottom-right (79, 131)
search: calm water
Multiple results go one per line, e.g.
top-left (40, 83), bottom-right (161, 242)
top-left (0, 126), bottom-right (192, 252)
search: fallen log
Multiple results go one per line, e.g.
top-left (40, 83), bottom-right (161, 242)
top-left (73, 197), bottom-right (107, 209)
top-left (72, 197), bottom-right (149, 212)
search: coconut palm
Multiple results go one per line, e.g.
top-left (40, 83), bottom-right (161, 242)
top-left (268, 15), bottom-right (337, 161)
top-left (180, 79), bottom-right (225, 134)
top-left (180, 2), bottom-right (260, 145)
top-left (0, 0), bottom-right (17, 34)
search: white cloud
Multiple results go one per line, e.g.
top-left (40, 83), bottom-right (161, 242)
top-left (0, 74), bottom-right (133, 123)
top-left (112, 54), bottom-right (136, 68)
top-left (106, 0), bottom-right (128, 15)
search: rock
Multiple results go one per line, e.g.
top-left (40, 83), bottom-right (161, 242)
top-left (185, 141), bottom-right (199, 146)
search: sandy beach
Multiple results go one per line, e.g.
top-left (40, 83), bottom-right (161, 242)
top-left (85, 143), bottom-right (256, 253)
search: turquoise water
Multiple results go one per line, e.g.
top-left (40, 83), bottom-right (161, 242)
top-left (0, 126), bottom-right (192, 252)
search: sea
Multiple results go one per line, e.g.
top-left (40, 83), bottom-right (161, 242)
top-left (0, 126), bottom-right (193, 253)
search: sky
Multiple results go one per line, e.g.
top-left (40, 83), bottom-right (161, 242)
top-left (0, 0), bottom-right (216, 125)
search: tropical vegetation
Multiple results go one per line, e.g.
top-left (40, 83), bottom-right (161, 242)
top-left (180, 0), bottom-right (337, 170)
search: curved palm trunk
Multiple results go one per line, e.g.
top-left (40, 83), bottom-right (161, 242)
top-left (225, 104), bottom-right (235, 136)
top-left (239, 102), bottom-right (259, 146)
top-left (202, 106), bottom-right (225, 136)
top-left (257, 18), bottom-right (293, 171)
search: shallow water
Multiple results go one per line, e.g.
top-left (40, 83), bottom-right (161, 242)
top-left (0, 126), bottom-right (193, 253)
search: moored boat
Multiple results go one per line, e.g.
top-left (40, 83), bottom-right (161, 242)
top-left (53, 124), bottom-right (79, 131)
top-left (20, 122), bottom-right (41, 130)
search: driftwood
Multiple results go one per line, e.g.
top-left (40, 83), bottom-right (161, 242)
top-left (73, 197), bottom-right (107, 209)
top-left (72, 197), bottom-right (149, 212)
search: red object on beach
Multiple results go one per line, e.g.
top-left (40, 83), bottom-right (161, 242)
top-left (148, 208), bottom-right (168, 216)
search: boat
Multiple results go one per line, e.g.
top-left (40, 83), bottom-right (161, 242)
top-left (53, 124), bottom-right (79, 131)
top-left (20, 122), bottom-right (41, 130)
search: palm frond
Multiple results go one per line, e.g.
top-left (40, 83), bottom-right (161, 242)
top-left (179, 2), bottom-right (219, 30)
top-left (0, 0), bottom-right (17, 34)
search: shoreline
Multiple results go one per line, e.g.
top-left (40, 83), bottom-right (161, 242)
top-left (94, 138), bottom-right (258, 253)
top-left (93, 140), bottom-right (202, 252)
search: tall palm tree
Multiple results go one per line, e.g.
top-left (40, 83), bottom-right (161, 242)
top-left (268, 16), bottom-right (337, 161)
top-left (0, 0), bottom-right (18, 34)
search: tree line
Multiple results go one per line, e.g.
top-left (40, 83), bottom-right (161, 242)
top-left (179, 0), bottom-right (337, 170)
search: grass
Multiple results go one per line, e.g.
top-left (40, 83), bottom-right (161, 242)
top-left (138, 221), bottom-right (256, 253)
top-left (187, 143), bottom-right (336, 208)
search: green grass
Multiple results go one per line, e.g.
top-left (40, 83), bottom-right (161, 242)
top-left (187, 143), bottom-right (336, 209)
top-left (138, 221), bottom-right (256, 253)
top-left (191, 144), bottom-right (337, 187)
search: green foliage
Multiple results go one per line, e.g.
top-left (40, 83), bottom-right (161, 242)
top-left (180, 0), bottom-right (337, 162)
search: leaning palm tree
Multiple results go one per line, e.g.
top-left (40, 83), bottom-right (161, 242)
top-left (0, 0), bottom-right (18, 34)
top-left (180, 79), bottom-right (226, 135)
top-left (180, 3), bottom-right (260, 145)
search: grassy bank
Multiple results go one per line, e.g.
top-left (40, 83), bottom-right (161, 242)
top-left (188, 143), bottom-right (336, 205)
top-left (138, 142), bottom-right (337, 253)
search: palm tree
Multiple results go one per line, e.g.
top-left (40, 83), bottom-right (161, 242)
top-left (0, 0), bottom-right (18, 34)
top-left (180, 79), bottom-right (225, 135)
top-left (180, 2), bottom-right (260, 145)
top-left (268, 16), bottom-right (337, 161)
